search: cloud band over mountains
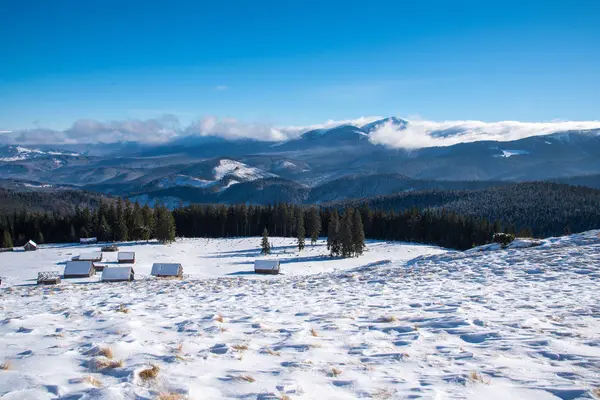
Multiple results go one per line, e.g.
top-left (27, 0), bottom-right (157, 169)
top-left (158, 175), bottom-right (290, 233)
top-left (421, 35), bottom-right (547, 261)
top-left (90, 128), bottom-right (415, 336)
top-left (1, 115), bottom-right (599, 149)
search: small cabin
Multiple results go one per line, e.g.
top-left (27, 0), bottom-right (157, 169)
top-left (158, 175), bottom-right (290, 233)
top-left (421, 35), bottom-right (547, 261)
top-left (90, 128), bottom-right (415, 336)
top-left (254, 260), bottom-right (280, 275)
top-left (37, 271), bottom-right (61, 285)
top-left (118, 252), bottom-right (135, 264)
top-left (151, 263), bottom-right (183, 278)
top-left (102, 266), bottom-right (135, 282)
top-left (72, 252), bottom-right (103, 262)
top-left (24, 240), bottom-right (37, 252)
top-left (63, 261), bottom-right (95, 278)
top-left (101, 244), bottom-right (119, 252)
top-left (80, 237), bottom-right (98, 244)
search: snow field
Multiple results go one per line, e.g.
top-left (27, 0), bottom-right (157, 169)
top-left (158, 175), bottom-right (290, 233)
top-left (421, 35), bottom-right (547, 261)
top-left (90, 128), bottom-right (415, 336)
top-left (0, 233), bottom-right (599, 399)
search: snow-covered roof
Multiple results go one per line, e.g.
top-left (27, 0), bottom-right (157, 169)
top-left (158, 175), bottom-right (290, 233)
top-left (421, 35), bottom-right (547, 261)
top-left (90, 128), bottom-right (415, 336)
top-left (151, 263), bottom-right (182, 276)
top-left (26, 240), bottom-right (37, 247)
top-left (76, 252), bottom-right (102, 261)
top-left (117, 252), bottom-right (135, 260)
top-left (102, 267), bottom-right (134, 281)
top-left (254, 260), bottom-right (280, 271)
top-left (64, 261), bottom-right (93, 276)
top-left (80, 237), bottom-right (97, 243)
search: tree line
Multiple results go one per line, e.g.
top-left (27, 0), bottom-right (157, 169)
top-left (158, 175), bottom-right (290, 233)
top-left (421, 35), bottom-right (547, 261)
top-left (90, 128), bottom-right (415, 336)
top-left (1, 200), bottom-right (536, 252)
top-left (0, 198), bottom-right (175, 248)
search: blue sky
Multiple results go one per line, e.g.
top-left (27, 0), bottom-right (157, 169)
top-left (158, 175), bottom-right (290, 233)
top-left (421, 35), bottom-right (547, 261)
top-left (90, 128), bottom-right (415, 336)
top-left (1, 0), bottom-right (599, 131)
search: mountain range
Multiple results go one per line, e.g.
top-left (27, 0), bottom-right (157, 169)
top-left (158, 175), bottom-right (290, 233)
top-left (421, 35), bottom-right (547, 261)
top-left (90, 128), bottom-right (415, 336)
top-left (1, 117), bottom-right (600, 206)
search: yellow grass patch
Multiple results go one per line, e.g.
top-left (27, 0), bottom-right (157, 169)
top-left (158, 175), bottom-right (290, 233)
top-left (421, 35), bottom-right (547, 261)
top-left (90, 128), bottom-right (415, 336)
top-left (0, 360), bottom-right (11, 371)
top-left (84, 375), bottom-right (103, 387)
top-left (329, 367), bottom-right (342, 377)
top-left (98, 347), bottom-right (113, 359)
top-left (232, 344), bottom-right (249, 352)
top-left (234, 375), bottom-right (255, 383)
top-left (157, 393), bottom-right (184, 400)
top-left (310, 328), bottom-right (318, 337)
top-left (93, 358), bottom-right (124, 370)
top-left (139, 365), bottom-right (160, 381)
top-left (265, 348), bottom-right (281, 356)
top-left (469, 371), bottom-right (491, 384)
top-left (117, 304), bottom-right (129, 313)
top-left (378, 316), bottom-right (397, 323)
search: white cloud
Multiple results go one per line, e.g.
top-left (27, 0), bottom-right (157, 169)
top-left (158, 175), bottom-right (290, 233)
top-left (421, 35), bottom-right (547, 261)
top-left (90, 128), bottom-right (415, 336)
top-left (368, 119), bottom-right (600, 149)
top-left (3, 115), bottom-right (600, 147)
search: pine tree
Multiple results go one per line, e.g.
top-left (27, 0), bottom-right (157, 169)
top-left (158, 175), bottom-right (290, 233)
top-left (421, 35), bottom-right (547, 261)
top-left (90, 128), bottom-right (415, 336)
top-left (69, 224), bottom-right (77, 242)
top-left (141, 204), bottom-right (155, 241)
top-left (260, 227), bottom-right (271, 255)
top-left (308, 207), bottom-right (321, 245)
top-left (97, 216), bottom-right (111, 241)
top-left (340, 209), bottom-right (354, 258)
top-left (2, 229), bottom-right (13, 248)
top-left (155, 207), bottom-right (176, 243)
top-left (327, 210), bottom-right (341, 257)
top-left (296, 210), bottom-right (305, 251)
top-left (36, 230), bottom-right (45, 245)
top-left (352, 209), bottom-right (365, 256)
top-left (115, 218), bottom-right (129, 242)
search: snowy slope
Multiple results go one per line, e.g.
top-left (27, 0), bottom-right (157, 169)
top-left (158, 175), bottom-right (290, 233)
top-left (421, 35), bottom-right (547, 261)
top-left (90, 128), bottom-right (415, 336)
top-left (0, 146), bottom-right (79, 162)
top-left (0, 233), bottom-right (599, 399)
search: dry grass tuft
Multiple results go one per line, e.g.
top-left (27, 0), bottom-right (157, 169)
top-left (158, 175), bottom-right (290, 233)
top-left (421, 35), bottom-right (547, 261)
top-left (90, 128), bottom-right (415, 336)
top-left (157, 393), bottom-right (184, 400)
top-left (175, 354), bottom-right (186, 362)
top-left (279, 394), bottom-right (291, 400)
top-left (234, 374), bottom-right (255, 383)
top-left (214, 314), bottom-right (224, 323)
top-left (232, 344), bottom-right (249, 352)
top-left (93, 358), bottom-right (124, 370)
top-left (372, 388), bottom-right (394, 399)
top-left (265, 348), bottom-right (281, 356)
top-left (117, 304), bottom-right (129, 314)
top-left (310, 328), bottom-right (318, 337)
top-left (378, 316), bottom-right (397, 323)
top-left (0, 360), bottom-right (11, 371)
top-left (84, 375), bottom-right (103, 387)
top-left (139, 364), bottom-right (160, 381)
top-left (98, 347), bottom-right (113, 359)
top-left (591, 388), bottom-right (600, 398)
top-left (469, 371), bottom-right (491, 385)
top-left (329, 367), bottom-right (342, 377)
top-left (175, 343), bottom-right (183, 353)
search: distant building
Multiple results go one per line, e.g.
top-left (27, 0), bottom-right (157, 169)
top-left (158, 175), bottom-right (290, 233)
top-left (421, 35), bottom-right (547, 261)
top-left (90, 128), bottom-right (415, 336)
top-left (63, 261), bottom-right (95, 278)
top-left (254, 260), bottom-right (280, 275)
top-left (80, 237), bottom-right (98, 244)
top-left (102, 266), bottom-right (135, 282)
top-left (72, 252), bottom-right (103, 262)
top-left (151, 263), bottom-right (183, 278)
top-left (118, 252), bottom-right (135, 264)
top-left (24, 240), bottom-right (37, 251)
top-left (37, 271), bottom-right (61, 285)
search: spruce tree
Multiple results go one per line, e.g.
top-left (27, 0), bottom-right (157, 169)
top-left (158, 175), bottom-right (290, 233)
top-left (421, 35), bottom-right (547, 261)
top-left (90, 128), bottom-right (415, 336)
top-left (155, 207), bottom-right (176, 243)
top-left (296, 210), bottom-right (305, 251)
top-left (308, 207), bottom-right (321, 245)
top-left (2, 229), bottom-right (13, 248)
top-left (327, 210), bottom-right (341, 257)
top-left (352, 209), bottom-right (365, 256)
top-left (98, 216), bottom-right (112, 242)
top-left (340, 209), bottom-right (354, 258)
top-left (261, 227), bottom-right (271, 255)
top-left (69, 224), bottom-right (77, 242)
top-left (36, 230), bottom-right (45, 245)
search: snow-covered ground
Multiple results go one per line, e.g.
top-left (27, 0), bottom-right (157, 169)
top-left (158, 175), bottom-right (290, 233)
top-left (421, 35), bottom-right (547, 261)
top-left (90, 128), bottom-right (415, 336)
top-left (0, 233), bottom-right (599, 399)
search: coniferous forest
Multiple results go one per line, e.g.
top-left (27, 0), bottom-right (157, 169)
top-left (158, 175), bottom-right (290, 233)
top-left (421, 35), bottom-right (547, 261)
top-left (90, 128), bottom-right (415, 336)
top-left (2, 200), bottom-right (509, 252)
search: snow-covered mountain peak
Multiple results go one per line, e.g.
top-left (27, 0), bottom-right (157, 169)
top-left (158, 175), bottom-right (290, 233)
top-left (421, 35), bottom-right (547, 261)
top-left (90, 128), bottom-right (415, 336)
top-left (213, 159), bottom-right (276, 182)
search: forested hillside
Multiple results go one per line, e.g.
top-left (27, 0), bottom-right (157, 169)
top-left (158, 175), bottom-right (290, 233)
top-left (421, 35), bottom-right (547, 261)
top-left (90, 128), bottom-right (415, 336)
top-left (340, 182), bottom-right (600, 237)
top-left (0, 188), bottom-right (113, 214)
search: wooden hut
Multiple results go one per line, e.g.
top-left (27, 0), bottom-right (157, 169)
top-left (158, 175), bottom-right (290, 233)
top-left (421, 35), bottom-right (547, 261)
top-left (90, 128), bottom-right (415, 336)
top-left (24, 240), bottom-right (37, 251)
top-left (101, 244), bottom-right (119, 252)
top-left (151, 263), bottom-right (183, 278)
top-left (37, 271), bottom-right (61, 285)
top-left (117, 251), bottom-right (135, 264)
top-left (72, 252), bottom-right (103, 262)
top-left (63, 261), bottom-right (95, 278)
top-left (102, 267), bottom-right (135, 282)
top-left (254, 260), bottom-right (280, 275)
